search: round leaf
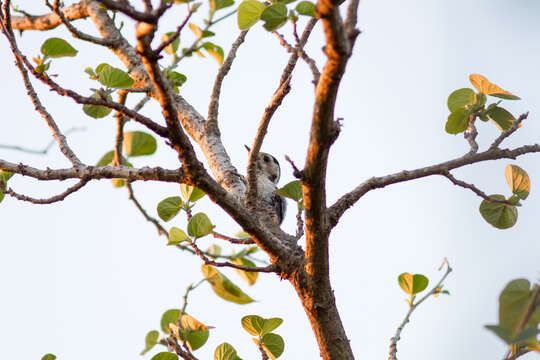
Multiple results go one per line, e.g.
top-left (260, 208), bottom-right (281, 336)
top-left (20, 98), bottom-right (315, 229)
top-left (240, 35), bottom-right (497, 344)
top-left (505, 165), bottom-right (530, 200)
top-left (479, 194), bottom-right (518, 229)
top-left (151, 352), bottom-right (179, 360)
top-left (237, 0), bottom-right (265, 30)
top-left (487, 106), bottom-right (515, 131)
top-left (98, 66), bottom-right (134, 89)
top-left (41, 355), bottom-right (56, 360)
top-left (261, 3), bottom-right (288, 31)
top-left (188, 213), bottom-right (214, 238)
top-left (275, 180), bottom-right (302, 202)
top-left (141, 330), bottom-right (160, 355)
top-left (261, 333), bottom-right (284, 359)
top-left (447, 88), bottom-right (475, 112)
top-left (186, 330), bottom-right (209, 351)
top-left (241, 315), bottom-right (265, 336)
top-left (214, 342), bottom-right (241, 360)
top-left (262, 318), bottom-right (283, 335)
top-left (123, 131), bottom-right (157, 156)
top-left (469, 74), bottom-right (520, 100)
top-left (202, 265), bottom-right (255, 304)
top-left (157, 196), bottom-right (183, 222)
top-left (41, 37), bottom-right (78, 58)
top-left (398, 273), bottom-right (429, 295)
top-left (83, 92), bottom-right (112, 119)
top-left (160, 309), bottom-right (180, 333)
top-left (445, 107), bottom-right (469, 135)
top-left (168, 227), bottom-right (188, 245)
top-left (295, 1), bottom-right (316, 17)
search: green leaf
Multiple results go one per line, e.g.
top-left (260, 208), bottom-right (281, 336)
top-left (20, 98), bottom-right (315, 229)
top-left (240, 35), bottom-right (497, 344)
top-left (215, 342), bottom-right (242, 360)
top-left (261, 3), bottom-right (288, 31)
top-left (186, 330), bottom-right (209, 351)
top-left (168, 227), bottom-right (188, 245)
top-left (512, 327), bottom-right (540, 344)
top-left (445, 107), bottom-right (470, 134)
top-left (485, 325), bottom-right (513, 344)
top-left (241, 315), bottom-right (265, 336)
top-left (233, 257), bottom-right (258, 286)
top-left (505, 165), bottom-right (530, 200)
top-left (237, 0), bottom-right (265, 30)
top-left (180, 184), bottom-right (206, 202)
top-left (0, 188), bottom-right (4, 203)
top-left (163, 32), bottom-right (180, 55)
top-left (398, 273), bottom-right (429, 295)
top-left (160, 309), bottom-right (180, 333)
top-left (447, 88), bottom-right (475, 112)
top-left (96, 150), bottom-right (131, 166)
top-left (262, 318), bottom-right (283, 334)
top-left (202, 42), bottom-right (224, 65)
top-left (202, 265), bottom-right (255, 304)
top-left (261, 333), bottom-right (284, 359)
top-left (275, 180), bottom-right (302, 202)
top-left (157, 196), bottom-right (183, 222)
top-left (210, 0), bottom-right (235, 11)
top-left (41, 355), bottom-right (56, 360)
top-left (123, 131), bottom-right (157, 156)
top-left (83, 91), bottom-right (112, 119)
top-left (41, 37), bottom-right (78, 58)
top-left (188, 213), bottom-right (214, 238)
top-left (164, 70), bottom-right (187, 93)
top-left (95, 63), bottom-right (110, 75)
top-left (295, 1), bottom-right (316, 17)
top-left (479, 194), bottom-right (518, 229)
top-left (141, 330), bottom-right (160, 355)
top-left (98, 65), bottom-right (134, 89)
top-left (499, 279), bottom-right (535, 335)
top-left (151, 352), bottom-right (179, 360)
top-left (487, 106), bottom-right (515, 131)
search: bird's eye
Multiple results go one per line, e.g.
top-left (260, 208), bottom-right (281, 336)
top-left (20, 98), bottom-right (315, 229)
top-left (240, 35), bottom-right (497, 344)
top-left (263, 156), bottom-right (270, 163)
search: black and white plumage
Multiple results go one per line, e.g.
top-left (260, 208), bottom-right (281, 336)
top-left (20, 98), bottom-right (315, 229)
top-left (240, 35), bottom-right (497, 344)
top-left (248, 149), bottom-right (287, 225)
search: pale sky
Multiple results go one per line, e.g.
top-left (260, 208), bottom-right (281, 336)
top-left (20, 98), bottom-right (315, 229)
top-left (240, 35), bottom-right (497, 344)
top-left (1, 1), bottom-right (540, 359)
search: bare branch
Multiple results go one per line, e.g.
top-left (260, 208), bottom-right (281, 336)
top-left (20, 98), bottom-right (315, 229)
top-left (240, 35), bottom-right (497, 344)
top-left (440, 170), bottom-right (513, 205)
top-left (246, 75), bottom-right (292, 208)
top-left (95, 0), bottom-right (169, 23)
top-left (9, 2), bottom-right (88, 31)
top-left (49, 0), bottom-right (113, 46)
top-left (0, 159), bottom-right (184, 183)
top-left (114, 90), bottom-right (128, 166)
top-left (212, 231), bottom-right (255, 245)
top-left (188, 240), bottom-right (278, 273)
top-left (464, 115), bottom-right (478, 154)
top-left (274, 31), bottom-right (320, 85)
top-left (0, 127), bottom-right (85, 155)
top-left (154, 8), bottom-right (194, 55)
top-left (327, 140), bottom-right (540, 229)
top-left (388, 259), bottom-right (453, 360)
top-left (3, 178), bottom-right (89, 204)
top-left (295, 206), bottom-right (305, 239)
top-left (126, 183), bottom-right (169, 236)
top-left (0, 15), bottom-right (82, 166)
top-left (207, 30), bottom-right (249, 126)
top-left (490, 112), bottom-right (528, 150)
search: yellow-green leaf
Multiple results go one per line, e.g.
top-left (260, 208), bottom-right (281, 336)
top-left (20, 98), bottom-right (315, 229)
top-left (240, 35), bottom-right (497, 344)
top-left (505, 165), bottom-right (530, 200)
top-left (180, 184), bottom-right (206, 202)
top-left (202, 265), bottom-right (255, 304)
top-left (237, 0), bottom-right (265, 30)
top-left (188, 212), bottom-right (214, 238)
top-left (157, 196), bottom-right (183, 222)
top-left (234, 257), bottom-right (258, 286)
top-left (168, 227), bottom-right (188, 245)
top-left (398, 273), bottom-right (429, 295)
top-left (261, 333), bottom-right (284, 359)
top-left (41, 37), bottom-right (78, 58)
top-left (141, 330), bottom-right (159, 355)
top-left (469, 74), bottom-right (520, 100)
top-left (123, 131), bottom-right (157, 156)
top-left (162, 32), bottom-right (180, 55)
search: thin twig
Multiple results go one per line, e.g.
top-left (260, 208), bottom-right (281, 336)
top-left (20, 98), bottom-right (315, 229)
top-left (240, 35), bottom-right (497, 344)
top-left (464, 114), bottom-right (478, 154)
top-left (154, 7), bottom-right (194, 55)
top-left (440, 170), bottom-right (513, 205)
top-left (0, 127), bottom-right (85, 154)
top-left (188, 240), bottom-right (278, 273)
top-left (207, 30), bottom-right (248, 127)
top-left (295, 206), bottom-right (304, 239)
top-left (212, 231), bottom-right (254, 245)
top-left (114, 91), bottom-right (128, 166)
top-left (284, 154), bottom-right (304, 179)
top-left (490, 113), bottom-right (528, 150)
top-left (274, 31), bottom-right (320, 85)
top-left (388, 259), bottom-right (453, 360)
top-left (3, 178), bottom-right (89, 204)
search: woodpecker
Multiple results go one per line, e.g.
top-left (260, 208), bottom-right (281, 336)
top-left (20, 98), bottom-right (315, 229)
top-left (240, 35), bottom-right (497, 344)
top-left (245, 146), bottom-right (287, 225)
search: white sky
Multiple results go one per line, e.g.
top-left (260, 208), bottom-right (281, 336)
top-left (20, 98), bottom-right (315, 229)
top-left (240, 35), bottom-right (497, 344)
top-left (1, 1), bottom-right (539, 359)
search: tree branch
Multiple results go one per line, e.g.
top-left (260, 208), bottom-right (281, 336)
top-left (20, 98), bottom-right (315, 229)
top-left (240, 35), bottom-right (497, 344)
top-left (328, 138), bottom-right (540, 229)
top-left (388, 259), bottom-right (452, 360)
top-left (490, 113), bottom-right (528, 150)
top-left (9, 2), bottom-right (88, 31)
top-left (274, 31), bottom-right (320, 85)
top-left (2, 178), bottom-right (89, 204)
top-left (440, 170), bottom-right (513, 205)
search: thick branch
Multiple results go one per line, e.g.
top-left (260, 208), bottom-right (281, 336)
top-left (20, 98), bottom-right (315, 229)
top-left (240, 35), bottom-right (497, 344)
top-left (328, 141), bottom-right (540, 228)
top-left (9, 2), bottom-right (88, 31)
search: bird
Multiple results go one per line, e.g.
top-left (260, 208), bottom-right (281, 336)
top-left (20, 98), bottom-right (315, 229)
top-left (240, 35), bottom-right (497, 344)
top-left (245, 145), bottom-right (287, 225)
